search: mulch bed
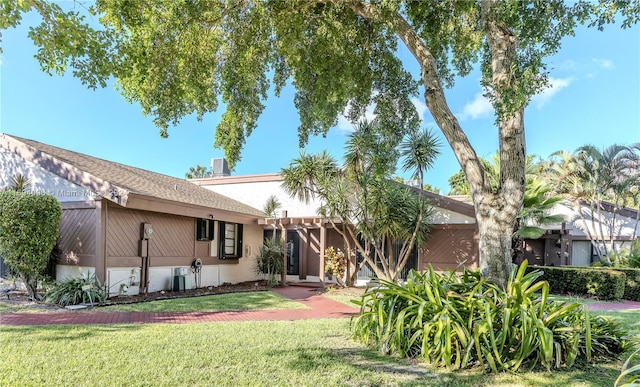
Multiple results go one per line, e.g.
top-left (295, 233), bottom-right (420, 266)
top-left (0, 281), bottom-right (272, 312)
top-left (102, 281), bottom-right (272, 306)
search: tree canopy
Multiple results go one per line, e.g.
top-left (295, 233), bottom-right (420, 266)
top-left (4, 0), bottom-right (638, 286)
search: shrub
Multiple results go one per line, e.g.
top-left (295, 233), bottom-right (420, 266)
top-left (255, 239), bottom-right (284, 286)
top-left (44, 272), bottom-right (107, 306)
top-left (351, 261), bottom-right (630, 372)
top-left (527, 265), bottom-right (626, 300)
top-left (0, 191), bottom-right (62, 299)
top-left (324, 246), bottom-right (346, 285)
top-left (611, 240), bottom-right (640, 268)
top-left (607, 267), bottom-right (640, 301)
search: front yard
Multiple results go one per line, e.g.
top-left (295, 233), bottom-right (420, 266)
top-left (0, 317), bottom-right (634, 386)
top-left (0, 290), bottom-right (638, 386)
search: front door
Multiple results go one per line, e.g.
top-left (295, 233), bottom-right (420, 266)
top-left (286, 231), bottom-right (300, 275)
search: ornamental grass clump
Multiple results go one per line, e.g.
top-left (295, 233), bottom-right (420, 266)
top-left (351, 260), bottom-right (631, 372)
top-left (45, 272), bottom-right (107, 307)
top-left (255, 239), bottom-right (285, 286)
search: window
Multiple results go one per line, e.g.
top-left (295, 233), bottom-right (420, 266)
top-left (219, 222), bottom-right (243, 259)
top-left (196, 219), bottom-right (215, 241)
top-left (263, 229), bottom-right (282, 242)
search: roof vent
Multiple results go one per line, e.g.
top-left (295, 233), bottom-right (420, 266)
top-left (211, 158), bottom-right (230, 177)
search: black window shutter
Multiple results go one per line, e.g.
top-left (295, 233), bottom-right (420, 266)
top-left (208, 220), bottom-right (215, 241)
top-left (237, 224), bottom-right (243, 258)
top-left (196, 219), bottom-right (204, 240)
top-left (218, 221), bottom-right (226, 259)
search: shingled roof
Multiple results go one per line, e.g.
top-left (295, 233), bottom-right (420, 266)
top-left (1, 134), bottom-right (264, 218)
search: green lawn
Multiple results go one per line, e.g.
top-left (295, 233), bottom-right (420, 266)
top-left (0, 302), bottom-right (46, 314)
top-left (322, 288), bottom-right (365, 307)
top-left (96, 291), bottom-right (308, 312)
top-left (0, 291), bottom-right (637, 386)
top-left (0, 317), bottom-right (633, 386)
top-left (0, 308), bottom-right (636, 386)
top-left (549, 295), bottom-right (611, 305)
top-left (593, 309), bottom-right (640, 333)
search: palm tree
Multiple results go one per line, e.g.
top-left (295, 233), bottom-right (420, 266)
top-left (262, 195), bottom-right (284, 284)
top-left (262, 194), bottom-right (281, 241)
top-left (447, 153), bottom-right (562, 243)
top-left (185, 165), bottom-right (210, 179)
top-left (514, 179), bottom-right (565, 239)
top-left (546, 144), bottom-right (639, 264)
top-left (448, 152), bottom-right (541, 195)
top-left (281, 120), bottom-right (440, 283)
top-left (263, 195), bottom-right (281, 216)
top-left (7, 174), bottom-right (31, 192)
top-left (255, 238), bottom-right (284, 287)
top-left (623, 144), bottom-right (640, 244)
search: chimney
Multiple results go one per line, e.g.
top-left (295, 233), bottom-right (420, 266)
top-left (211, 158), bottom-right (230, 177)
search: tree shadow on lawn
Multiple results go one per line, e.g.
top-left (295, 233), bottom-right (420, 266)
top-left (0, 324), bottom-right (143, 342)
top-left (274, 345), bottom-right (622, 386)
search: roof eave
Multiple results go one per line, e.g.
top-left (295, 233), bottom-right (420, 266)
top-left (0, 134), bottom-right (127, 206)
top-left (124, 193), bottom-right (262, 224)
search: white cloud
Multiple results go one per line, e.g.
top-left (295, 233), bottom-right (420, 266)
top-left (411, 97), bottom-right (428, 121)
top-left (532, 77), bottom-right (572, 108)
top-left (458, 93), bottom-right (493, 120)
top-left (593, 58), bottom-right (614, 70)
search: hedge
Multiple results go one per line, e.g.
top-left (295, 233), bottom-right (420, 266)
top-left (526, 265), bottom-right (626, 301)
top-left (608, 267), bottom-right (640, 301)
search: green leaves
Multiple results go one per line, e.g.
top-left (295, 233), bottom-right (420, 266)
top-left (351, 260), bottom-right (630, 372)
top-left (281, 120), bottom-right (437, 282)
top-left (0, 190), bottom-right (62, 298)
top-left (615, 337), bottom-right (640, 387)
top-left (255, 238), bottom-right (285, 285)
top-left (44, 271), bottom-right (107, 306)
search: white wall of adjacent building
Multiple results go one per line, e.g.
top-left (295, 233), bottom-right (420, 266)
top-left (0, 147), bottom-right (95, 202)
top-left (547, 202), bottom-right (640, 238)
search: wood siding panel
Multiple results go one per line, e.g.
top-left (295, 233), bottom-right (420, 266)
top-left (106, 207), bottom-right (195, 258)
top-left (195, 241), bottom-right (210, 257)
top-left (306, 229), bottom-right (321, 277)
top-left (420, 225), bottom-right (478, 271)
top-left (519, 239), bottom-right (545, 266)
top-left (58, 207), bottom-right (97, 266)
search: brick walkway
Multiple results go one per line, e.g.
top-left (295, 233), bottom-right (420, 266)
top-left (586, 300), bottom-right (640, 311)
top-left (0, 285), bottom-right (359, 326)
top-left (1, 286), bottom-right (637, 326)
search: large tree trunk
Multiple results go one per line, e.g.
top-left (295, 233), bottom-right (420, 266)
top-left (475, 193), bottom-right (520, 289)
top-left (350, 1), bottom-right (526, 287)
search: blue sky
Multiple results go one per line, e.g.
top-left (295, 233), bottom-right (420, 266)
top-left (1, 9), bottom-right (639, 193)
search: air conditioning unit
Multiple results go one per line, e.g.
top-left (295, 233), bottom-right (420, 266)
top-left (174, 267), bottom-right (190, 276)
top-left (211, 158), bottom-right (230, 177)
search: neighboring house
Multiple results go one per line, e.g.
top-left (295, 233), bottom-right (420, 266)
top-left (191, 170), bottom-right (479, 283)
top-left (0, 134), bottom-right (265, 296)
top-left (517, 201), bottom-right (640, 267)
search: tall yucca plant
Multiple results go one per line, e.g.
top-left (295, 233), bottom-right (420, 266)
top-left (351, 261), bottom-right (629, 372)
